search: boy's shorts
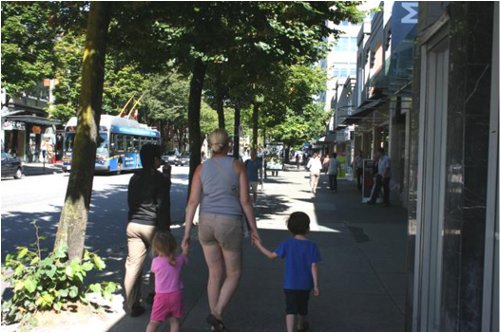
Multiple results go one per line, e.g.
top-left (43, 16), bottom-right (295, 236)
top-left (284, 289), bottom-right (310, 315)
top-left (151, 290), bottom-right (183, 321)
top-left (198, 213), bottom-right (243, 252)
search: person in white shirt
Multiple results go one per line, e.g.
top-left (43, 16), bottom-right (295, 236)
top-left (368, 147), bottom-right (391, 206)
top-left (306, 153), bottom-right (323, 194)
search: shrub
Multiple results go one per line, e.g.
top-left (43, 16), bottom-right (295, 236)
top-left (1, 222), bottom-right (120, 325)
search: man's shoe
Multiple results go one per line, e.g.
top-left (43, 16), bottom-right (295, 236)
top-left (130, 304), bottom-right (145, 317)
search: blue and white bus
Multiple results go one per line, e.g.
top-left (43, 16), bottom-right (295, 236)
top-left (62, 114), bottom-right (160, 174)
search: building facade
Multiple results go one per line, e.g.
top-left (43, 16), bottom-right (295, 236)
top-left (1, 81), bottom-right (61, 162)
top-left (407, 2), bottom-right (498, 331)
top-left (340, 1), bottom-right (498, 330)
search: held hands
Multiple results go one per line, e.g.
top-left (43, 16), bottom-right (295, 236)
top-left (249, 229), bottom-right (261, 246)
top-left (181, 236), bottom-right (190, 254)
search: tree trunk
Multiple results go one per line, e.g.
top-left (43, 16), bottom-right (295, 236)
top-left (233, 102), bottom-right (241, 160)
top-left (215, 69), bottom-right (225, 129)
top-left (187, 58), bottom-right (207, 188)
top-left (54, 2), bottom-right (112, 260)
top-left (252, 102), bottom-right (259, 148)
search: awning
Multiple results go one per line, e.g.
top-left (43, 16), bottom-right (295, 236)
top-left (4, 115), bottom-right (61, 126)
top-left (342, 97), bottom-right (387, 125)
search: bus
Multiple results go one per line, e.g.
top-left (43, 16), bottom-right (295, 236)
top-left (62, 114), bottom-right (160, 174)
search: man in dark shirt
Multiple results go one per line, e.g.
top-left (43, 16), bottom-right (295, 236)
top-left (124, 143), bottom-right (171, 317)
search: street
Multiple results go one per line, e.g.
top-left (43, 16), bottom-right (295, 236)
top-left (1, 167), bottom-right (190, 281)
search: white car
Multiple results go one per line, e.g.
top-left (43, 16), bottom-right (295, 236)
top-left (162, 150), bottom-right (179, 165)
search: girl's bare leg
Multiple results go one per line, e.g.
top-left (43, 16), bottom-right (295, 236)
top-left (146, 320), bottom-right (160, 332)
top-left (169, 317), bottom-right (180, 332)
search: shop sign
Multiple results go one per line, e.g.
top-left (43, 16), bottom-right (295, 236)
top-left (2, 121), bottom-right (25, 130)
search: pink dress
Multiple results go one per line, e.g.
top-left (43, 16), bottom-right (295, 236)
top-left (150, 254), bottom-right (188, 321)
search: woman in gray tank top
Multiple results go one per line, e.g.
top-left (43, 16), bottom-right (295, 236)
top-left (182, 129), bottom-right (261, 331)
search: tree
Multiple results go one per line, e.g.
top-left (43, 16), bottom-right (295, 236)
top-left (1, 2), bottom-right (58, 96)
top-left (51, 32), bottom-right (85, 122)
top-left (53, 2), bottom-right (112, 260)
top-left (141, 70), bottom-right (190, 150)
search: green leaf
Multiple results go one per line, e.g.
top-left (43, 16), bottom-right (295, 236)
top-left (81, 262), bottom-right (94, 271)
top-left (89, 283), bottom-right (101, 293)
top-left (24, 278), bottom-right (37, 293)
top-left (65, 265), bottom-right (74, 277)
top-left (54, 245), bottom-right (68, 259)
top-left (17, 247), bottom-right (29, 259)
top-left (54, 302), bottom-right (62, 312)
top-left (30, 256), bottom-right (40, 265)
top-left (14, 280), bottom-right (24, 292)
top-left (68, 286), bottom-right (78, 298)
top-left (92, 255), bottom-right (106, 270)
top-left (58, 289), bottom-right (69, 297)
top-left (46, 265), bottom-right (57, 278)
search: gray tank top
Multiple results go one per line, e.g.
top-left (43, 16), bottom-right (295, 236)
top-left (200, 157), bottom-right (242, 217)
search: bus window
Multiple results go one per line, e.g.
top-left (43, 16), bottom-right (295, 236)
top-left (116, 134), bottom-right (125, 153)
top-left (131, 136), bottom-right (139, 152)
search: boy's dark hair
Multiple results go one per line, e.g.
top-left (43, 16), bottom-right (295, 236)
top-left (140, 143), bottom-right (161, 169)
top-left (287, 211), bottom-right (310, 235)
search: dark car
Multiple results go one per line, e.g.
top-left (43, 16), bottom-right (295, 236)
top-left (1, 152), bottom-right (23, 179)
top-left (176, 152), bottom-right (190, 166)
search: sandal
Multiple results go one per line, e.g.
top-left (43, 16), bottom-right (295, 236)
top-left (297, 321), bottom-right (309, 332)
top-left (206, 314), bottom-right (228, 331)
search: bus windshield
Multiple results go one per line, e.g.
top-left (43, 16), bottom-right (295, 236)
top-left (96, 133), bottom-right (108, 153)
top-left (64, 133), bottom-right (108, 152)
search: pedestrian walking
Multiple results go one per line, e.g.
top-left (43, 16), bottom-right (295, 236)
top-left (306, 153), bottom-right (322, 194)
top-left (181, 128), bottom-right (261, 331)
top-left (146, 231), bottom-right (189, 332)
top-left (124, 143), bottom-right (171, 317)
top-left (245, 149), bottom-right (262, 203)
top-left (367, 147), bottom-right (391, 206)
top-left (353, 150), bottom-right (363, 191)
top-left (327, 152), bottom-right (340, 192)
top-left (254, 211), bottom-right (321, 332)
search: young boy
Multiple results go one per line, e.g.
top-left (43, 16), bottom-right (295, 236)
top-left (254, 211), bottom-right (321, 332)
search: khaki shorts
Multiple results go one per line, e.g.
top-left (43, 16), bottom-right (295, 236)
top-left (198, 213), bottom-right (243, 252)
top-left (249, 181), bottom-right (259, 194)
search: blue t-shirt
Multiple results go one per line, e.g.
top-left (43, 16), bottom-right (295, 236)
top-left (245, 159), bottom-right (261, 182)
top-left (274, 238), bottom-right (321, 290)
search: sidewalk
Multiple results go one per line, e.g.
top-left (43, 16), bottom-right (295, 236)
top-left (21, 162), bottom-right (64, 176)
top-left (110, 168), bottom-right (409, 332)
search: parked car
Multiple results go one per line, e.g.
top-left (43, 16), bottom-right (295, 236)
top-left (162, 149), bottom-right (179, 165)
top-left (1, 152), bottom-right (23, 179)
top-left (175, 152), bottom-right (190, 166)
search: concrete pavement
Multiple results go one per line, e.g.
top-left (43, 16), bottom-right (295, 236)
top-left (19, 161), bottom-right (64, 176)
top-left (109, 166), bottom-right (409, 332)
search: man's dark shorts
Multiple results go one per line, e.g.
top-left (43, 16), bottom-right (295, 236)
top-left (284, 289), bottom-right (310, 315)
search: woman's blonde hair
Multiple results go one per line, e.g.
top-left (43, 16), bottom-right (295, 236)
top-left (208, 128), bottom-right (230, 154)
top-left (152, 231), bottom-right (177, 266)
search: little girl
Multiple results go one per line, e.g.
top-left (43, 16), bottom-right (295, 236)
top-left (146, 231), bottom-right (189, 332)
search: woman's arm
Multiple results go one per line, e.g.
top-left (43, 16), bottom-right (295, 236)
top-left (235, 160), bottom-right (261, 244)
top-left (182, 164), bottom-right (202, 248)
